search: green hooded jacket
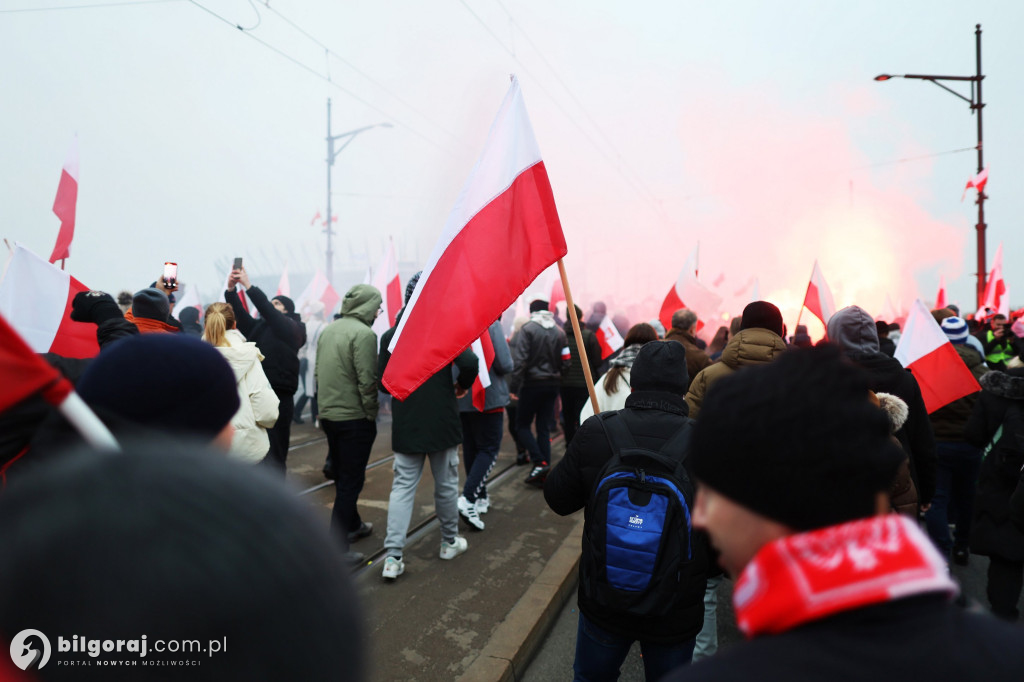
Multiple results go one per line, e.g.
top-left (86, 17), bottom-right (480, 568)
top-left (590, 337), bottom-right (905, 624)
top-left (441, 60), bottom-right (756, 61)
top-left (315, 284), bottom-right (382, 422)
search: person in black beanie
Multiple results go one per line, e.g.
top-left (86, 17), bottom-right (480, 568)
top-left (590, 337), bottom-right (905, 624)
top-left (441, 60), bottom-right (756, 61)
top-left (226, 267), bottom-right (306, 472)
top-left (0, 442), bottom-right (366, 681)
top-left (545, 340), bottom-right (710, 680)
top-left (663, 346), bottom-right (1024, 682)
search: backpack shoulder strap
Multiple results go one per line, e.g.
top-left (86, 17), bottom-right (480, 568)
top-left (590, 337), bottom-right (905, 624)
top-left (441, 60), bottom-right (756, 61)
top-left (596, 411), bottom-right (637, 454)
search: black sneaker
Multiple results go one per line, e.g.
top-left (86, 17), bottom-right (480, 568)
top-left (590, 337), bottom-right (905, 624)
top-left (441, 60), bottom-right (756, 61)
top-left (323, 459), bottom-right (336, 480)
top-left (342, 550), bottom-right (366, 567)
top-left (347, 522), bottom-right (373, 544)
top-left (525, 463), bottom-right (549, 486)
top-left (952, 546), bottom-right (969, 566)
top-left (516, 451), bottom-right (530, 466)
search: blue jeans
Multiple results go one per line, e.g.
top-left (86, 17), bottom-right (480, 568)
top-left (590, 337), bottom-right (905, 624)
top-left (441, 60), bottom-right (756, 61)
top-left (573, 613), bottom-right (694, 682)
top-left (516, 385), bottom-right (559, 465)
top-left (924, 441), bottom-right (982, 558)
top-left (460, 411), bottom-right (503, 502)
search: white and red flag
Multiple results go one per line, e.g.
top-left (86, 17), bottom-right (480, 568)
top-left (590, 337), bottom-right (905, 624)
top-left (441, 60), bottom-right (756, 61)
top-left (981, 243), bottom-right (1006, 317)
top-left (801, 260), bottom-right (836, 326)
top-left (276, 263), bottom-right (291, 297)
top-left (0, 245), bottom-right (99, 358)
top-left (894, 299), bottom-right (981, 413)
top-left (658, 245), bottom-right (722, 330)
top-left (935, 276), bottom-right (947, 311)
top-left (295, 270), bottom-right (341, 319)
top-left (961, 167), bottom-right (988, 202)
top-left (49, 136), bottom-right (79, 264)
top-left (596, 313), bottom-right (624, 359)
top-left (310, 210), bottom-right (322, 226)
top-left (172, 283), bottom-right (202, 321)
top-left (470, 330), bottom-right (496, 412)
top-left (382, 76), bottom-right (567, 400)
top-left (371, 238), bottom-right (402, 337)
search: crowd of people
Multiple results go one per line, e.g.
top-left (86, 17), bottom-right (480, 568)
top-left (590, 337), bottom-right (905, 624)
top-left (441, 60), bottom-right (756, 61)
top-left (2, 266), bottom-right (1024, 680)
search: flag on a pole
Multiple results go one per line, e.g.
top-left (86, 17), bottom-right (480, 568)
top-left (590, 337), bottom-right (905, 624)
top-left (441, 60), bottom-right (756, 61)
top-left (894, 299), bottom-right (981, 413)
top-left (935, 276), bottom-right (947, 311)
top-left (0, 245), bottom-right (99, 358)
top-left (470, 329), bottom-right (496, 412)
top-left (371, 238), bottom-right (401, 335)
top-left (171, 283), bottom-right (202, 322)
top-left (276, 264), bottom-right (291, 297)
top-left (981, 243), bottom-right (1005, 316)
top-left (296, 270), bottom-right (341, 319)
top-left (310, 210), bottom-right (322, 226)
top-left (596, 313), bottom-right (624, 359)
top-left (658, 246), bottom-right (723, 330)
top-left (49, 136), bottom-right (79, 264)
top-left (382, 76), bottom-right (567, 400)
top-left (801, 260), bottom-right (836, 326)
top-left (961, 167), bottom-right (989, 202)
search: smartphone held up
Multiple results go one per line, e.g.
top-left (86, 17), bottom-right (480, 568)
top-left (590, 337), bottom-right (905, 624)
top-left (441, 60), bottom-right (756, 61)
top-left (162, 262), bottom-right (178, 290)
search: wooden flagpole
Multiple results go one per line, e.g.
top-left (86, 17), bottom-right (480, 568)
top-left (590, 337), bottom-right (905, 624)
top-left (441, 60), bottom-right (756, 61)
top-left (558, 258), bottom-right (600, 416)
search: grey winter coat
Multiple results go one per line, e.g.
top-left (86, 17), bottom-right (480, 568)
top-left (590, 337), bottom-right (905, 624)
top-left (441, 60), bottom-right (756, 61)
top-left (457, 321), bottom-right (514, 413)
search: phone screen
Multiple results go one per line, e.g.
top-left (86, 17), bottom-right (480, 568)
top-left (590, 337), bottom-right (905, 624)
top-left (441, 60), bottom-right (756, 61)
top-left (233, 257), bottom-right (243, 270)
top-left (163, 262), bottom-right (178, 288)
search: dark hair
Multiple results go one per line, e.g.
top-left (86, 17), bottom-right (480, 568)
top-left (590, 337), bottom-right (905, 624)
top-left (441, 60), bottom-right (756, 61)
top-left (602, 323), bottom-right (658, 394)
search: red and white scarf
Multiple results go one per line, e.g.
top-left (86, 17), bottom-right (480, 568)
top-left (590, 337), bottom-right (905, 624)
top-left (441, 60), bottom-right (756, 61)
top-left (733, 515), bottom-right (958, 638)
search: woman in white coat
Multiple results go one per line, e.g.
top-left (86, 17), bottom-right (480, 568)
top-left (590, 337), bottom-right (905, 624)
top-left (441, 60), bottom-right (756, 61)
top-left (203, 302), bottom-right (280, 463)
top-left (579, 323), bottom-right (659, 421)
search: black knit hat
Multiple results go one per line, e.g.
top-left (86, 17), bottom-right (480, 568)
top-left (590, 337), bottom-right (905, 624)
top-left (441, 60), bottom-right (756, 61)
top-left (77, 334), bottom-right (240, 439)
top-left (0, 442), bottom-right (365, 681)
top-left (132, 287), bottom-right (170, 321)
top-left (529, 299), bottom-right (549, 313)
top-left (629, 340), bottom-right (689, 395)
top-left (691, 345), bottom-right (903, 530)
top-left (405, 271), bottom-right (422, 304)
top-left (740, 300), bottom-right (784, 337)
top-left (272, 295), bottom-right (295, 314)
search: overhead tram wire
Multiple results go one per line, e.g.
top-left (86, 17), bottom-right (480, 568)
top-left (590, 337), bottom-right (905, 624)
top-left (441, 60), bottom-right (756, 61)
top-left (457, 0), bottom-right (672, 225)
top-left (186, 0), bottom-right (455, 157)
top-left (261, 3), bottom-right (469, 151)
top-left (0, 0), bottom-right (180, 12)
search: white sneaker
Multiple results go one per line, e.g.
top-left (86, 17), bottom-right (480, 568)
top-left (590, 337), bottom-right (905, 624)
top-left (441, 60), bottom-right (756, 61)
top-left (381, 556), bottom-right (404, 580)
top-left (439, 536), bottom-right (468, 560)
top-left (475, 497), bottom-right (490, 514)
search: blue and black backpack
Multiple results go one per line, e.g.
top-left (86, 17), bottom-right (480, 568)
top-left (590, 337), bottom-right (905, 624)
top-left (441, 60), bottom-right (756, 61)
top-left (581, 410), bottom-right (697, 618)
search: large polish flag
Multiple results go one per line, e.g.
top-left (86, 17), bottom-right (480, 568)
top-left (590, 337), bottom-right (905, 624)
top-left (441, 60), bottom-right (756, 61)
top-left (658, 246), bottom-right (723, 330)
top-left (981, 242), bottom-right (1005, 316)
top-left (371, 238), bottom-right (402, 338)
top-left (596, 313), bottom-right (624, 359)
top-left (895, 299), bottom-right (981, 413)
top-left (383, 76), bottom-right (567, 400)
top-left (295, 270), bottom-right (341, 318)
top-left (0, 245), bottom-right (99, 358)
top-left (935, 276), bottom-right (947, 311)
top-left (801, 260), bottom-right (836, 326)
top-left (49, 137), bottom-right (79, 264)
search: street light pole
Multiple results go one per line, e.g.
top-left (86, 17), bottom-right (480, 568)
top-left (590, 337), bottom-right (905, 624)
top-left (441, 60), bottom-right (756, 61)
top-left (324, 98), bottom-right (392, 288)
top-left (875, 24), bottom-right (986, 309)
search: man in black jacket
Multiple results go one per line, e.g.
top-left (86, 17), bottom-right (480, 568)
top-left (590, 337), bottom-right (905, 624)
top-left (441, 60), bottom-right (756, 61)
top-left (226, 268), bottom-right (306, 472)
top-left (663, 347), bottom-right (1024, 682)
top-left (545, 341), bottom-right (710, 681)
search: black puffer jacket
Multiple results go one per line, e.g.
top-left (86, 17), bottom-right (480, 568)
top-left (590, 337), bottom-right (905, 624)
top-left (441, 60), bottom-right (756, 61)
top-left (226, 286), bottom-right (306, 395)
top-left (966, 369), bottom-right (1024, 561)
top-left (544, 391), bottom-right (709, 644)
top-left (509, 311), bottom-right (568, 392)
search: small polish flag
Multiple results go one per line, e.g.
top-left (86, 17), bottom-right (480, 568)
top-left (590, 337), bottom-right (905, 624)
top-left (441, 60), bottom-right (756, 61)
top-left (981, 243), bottom-right (1006, 316)
top-left (0, 245), bottom-right (100, 358)
top-left (295, 270), bottom-right (341, 319)
top-left (895, 299), bottom-right (981, 413)
top-left (276, 263), bottom-right (291, 297)
top-left (470, 326), bottom-right (496, 412)
top-left (658, 245), bottom-right (723, 330)
top-left (596, 313), bottom-right (624, 359)
top-left (961, 167), bottom-right (989, 202)
top-left (801, 260), bottom-right (836, 327)
top-left (371, 237), bottom-right (402, 339)
top-left (49, 136), bottom-right (80, 264)
top-left (310, 210), bottom-right (322, 226)
top-left (935, 276), bottom-right (947, 311)
top-left (382, 76), bottom-right (567, 400)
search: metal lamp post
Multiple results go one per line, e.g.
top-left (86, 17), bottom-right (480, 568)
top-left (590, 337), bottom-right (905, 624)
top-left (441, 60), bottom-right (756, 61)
top-left (875, 24), bottom-right (986, 309)
top-left (325, 97), bottom-right (392, 287)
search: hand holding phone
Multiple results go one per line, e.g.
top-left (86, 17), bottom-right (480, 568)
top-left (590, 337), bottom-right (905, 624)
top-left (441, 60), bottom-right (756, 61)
top-left (162, 262), bottom-right (178, 291)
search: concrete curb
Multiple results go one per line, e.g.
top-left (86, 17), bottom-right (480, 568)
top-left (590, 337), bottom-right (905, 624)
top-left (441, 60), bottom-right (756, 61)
top-left (456, 515), bottom-right (584, 682)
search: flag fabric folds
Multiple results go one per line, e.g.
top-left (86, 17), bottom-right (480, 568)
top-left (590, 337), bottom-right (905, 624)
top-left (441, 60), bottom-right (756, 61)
top-left (0, 311), bottom-right (73, 413)
top-left (894, 299), bottom-right (981, 413)
top-left (961, 167), bottom-right (988, 202)
top-left (802, 260), bottom-right (836, 327)
top-left (171, 283), bottom-right (203, 322)
top-left (295, 270), bottom-right (341, 319)
top-left (658, 246), bottom-right (722, 331)
top-left (383, 77), bottom-right (567, 400)
top-left (49, 136), bottom-right (80, 264)
top-left (470, 331), bottom-right (496, 412)
top-left (935, 276), bottom-right (947, 311)
top-left (596, 314), bottom-right (624, 359)
top-left (371, 238), bottom-right (402, 338)
top-left (981, 243), bottom-right (1005, 316)
top-left (0, 245), bottom-right (99, 358)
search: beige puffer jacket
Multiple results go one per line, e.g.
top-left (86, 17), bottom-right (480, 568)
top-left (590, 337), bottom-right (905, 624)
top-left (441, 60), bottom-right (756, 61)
top-left (685, 328), bottom-right (787, 418)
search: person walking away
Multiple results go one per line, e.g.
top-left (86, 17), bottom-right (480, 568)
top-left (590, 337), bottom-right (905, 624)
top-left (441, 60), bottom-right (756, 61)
top-left (560, 305), bottom-right (602, 446)
top-left (579, 323), bottom-right (659, 421)
top-left (665, 309), bottom-right (711, 390)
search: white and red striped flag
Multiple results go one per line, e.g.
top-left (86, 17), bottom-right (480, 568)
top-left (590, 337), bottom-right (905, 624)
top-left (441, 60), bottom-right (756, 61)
top-left (658, 245), bottom-right (722, 330)
top-left (49, 136), bottom-right (79, 264)
top-left (276, 263), bottom-right (291, 297)
top-left (382, 77), bottom-right (567, 400)
top-left (802, 260), bottom-right (836, 326)
top-left (310, 210), bottom-right (322, 226)
top-left (981, 243), bottom-right (1005, 316)
top-left (0, 245), bottom-right (99, 358)
top-left (935, 276), bottom-right (947, 311)
top-left (172, 283), bottom-right (202, 321)
top-left (295, 270), bottom-right (341, 319)
top-left (895, 299), bottom-right (981, 413)
top-left (470, 329), bottom-right (496, 412)
top-left (961, 167), bottom-right (988, 202)
top-left (371, 238), bottom-right (402, 337)
top-left (596, 312), bottom-right (624, 359)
